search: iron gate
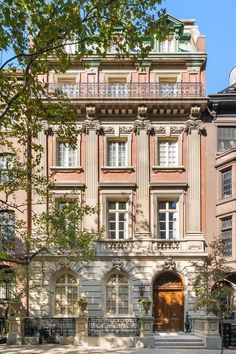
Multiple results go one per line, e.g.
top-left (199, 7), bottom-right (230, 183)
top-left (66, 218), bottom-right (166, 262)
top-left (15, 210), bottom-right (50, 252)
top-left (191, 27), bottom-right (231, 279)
top-left (23, 317), bottom-right (76, 344)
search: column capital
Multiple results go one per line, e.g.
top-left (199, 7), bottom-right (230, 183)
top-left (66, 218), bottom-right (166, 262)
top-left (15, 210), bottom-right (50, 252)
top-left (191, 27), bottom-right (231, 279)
top-left (184, 106), bottom-right (206, 135)
top-left (133, 105), bottom-right (154, 135)
top-left (82, 105), bottom-right (102, 134)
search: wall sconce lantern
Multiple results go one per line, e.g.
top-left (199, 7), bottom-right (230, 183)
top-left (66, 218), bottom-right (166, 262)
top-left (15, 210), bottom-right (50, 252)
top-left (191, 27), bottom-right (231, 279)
top-left (138, 284), bottom-right (145, 297)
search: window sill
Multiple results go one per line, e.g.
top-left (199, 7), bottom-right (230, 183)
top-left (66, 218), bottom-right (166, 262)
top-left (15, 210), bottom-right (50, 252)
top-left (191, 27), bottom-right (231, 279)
top-left (50, 166), bottom-right (83, 173)
top-left (101, 166), bottom-right (134, 174)
top-left (152, 166), bottom-right (185, 173)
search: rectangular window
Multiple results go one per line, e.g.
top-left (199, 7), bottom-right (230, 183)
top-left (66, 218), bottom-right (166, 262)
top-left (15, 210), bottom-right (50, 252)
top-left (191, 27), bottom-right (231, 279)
top-left (108, 201), bottom-right (128, 239)
top-left (57, 142), bottom-right (76, 167)
top-left (0, 211), bottom-right (15, 251)
top-left (107, 141), bottom-right (127, 167)
top-left (158, 140), bottom-right (178, 167)
top-left (222, 169), bottom-right (232, 199)
top-left (158, 201), bottom-right (178, 239)
top-left (0, 154), bottom-right (13, 183)
top-left (160, 37), bottom-right (174, 53)
top-left (221, 217), bottom-right (232, 257)
top-left (218, 127), bottom-right (236, 152)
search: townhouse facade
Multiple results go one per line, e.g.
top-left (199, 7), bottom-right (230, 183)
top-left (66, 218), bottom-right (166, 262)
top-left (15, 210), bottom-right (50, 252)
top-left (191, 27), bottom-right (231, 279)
top-left (206, 67), bottom-right (236, 293)
top-left (1, 14), bottom-right (209, 334)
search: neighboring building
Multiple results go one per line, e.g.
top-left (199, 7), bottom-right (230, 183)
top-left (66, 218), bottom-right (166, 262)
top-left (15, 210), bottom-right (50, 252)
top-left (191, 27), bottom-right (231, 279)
top-left (1, 15), bottom-right (208, 333)
top-left (207, 67), bottom-right (236, 297)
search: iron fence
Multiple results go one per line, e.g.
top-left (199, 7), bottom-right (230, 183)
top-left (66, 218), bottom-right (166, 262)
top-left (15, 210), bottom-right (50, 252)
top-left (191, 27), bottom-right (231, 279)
top-left (221, 322), bottom-right (236, 348)
top-left (48, 82), bottom-right (203, 99)
top-left (23, 317), bottom-right (76, 344)
top-left (0, 317), bottom-right (7, 343)
top-left (88, 317), bottom-right (140, 337)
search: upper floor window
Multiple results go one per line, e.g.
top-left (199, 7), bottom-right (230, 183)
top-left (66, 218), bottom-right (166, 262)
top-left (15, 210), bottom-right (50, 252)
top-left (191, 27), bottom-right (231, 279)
top-left (0, 267), bottom-right (15, 300)
top-left (108, 141), bottom-right (127, 167)
top-left (158, 201), bottom-right (178, 239)
top-left (222, 169), bottom-right (232, 199)
top-left (57, 142), bottom-right (76, 167)
top-left (108, 201), bottom-right (128, 240)
top-left (106, 273), bottom-right (129, 315)
top-left (0, 211), bottom-right (15, 251)
top-left (159, 36), bottom-right (174, 53)
top-left (0, 154), bottom-right (13, 184)
top-left (218, 127), bottom-right (236, 152)
top-left (158, 140), bottom-right (178, 167)
top-left (54, 273), bottom-right (78, 316)
top-left (221, 217), bottom-right (232, 257)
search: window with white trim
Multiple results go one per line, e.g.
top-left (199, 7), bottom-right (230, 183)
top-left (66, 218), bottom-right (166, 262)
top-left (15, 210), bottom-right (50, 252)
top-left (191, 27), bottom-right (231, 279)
top-left (0, 211), bottom-right (15, 251)
top-left (108, 201), bottom-right (128, 239)
top-left (159, 37), bottom-right (174, 53)
top-left (54, 273), bottom-right (78, 316)
top-left (57, 142), bottom-right (76, 167)
top-left (222, 169), bottom-right (232, 199)
top-left (106, 273), bottom-right (129, 315)
top-left (158, 201), bottom-right (178, 239)
top-left (0, 154), bottom-right (13, 183)
top-left (221, 217), bottom-right (232, 257)
top-left (107, 141), bottom-right (128, 167)
top-left (158, 140), bottom-right (178, 167)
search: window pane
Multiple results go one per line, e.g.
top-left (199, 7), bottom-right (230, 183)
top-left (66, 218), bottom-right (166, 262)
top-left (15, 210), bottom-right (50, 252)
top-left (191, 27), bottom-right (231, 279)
top-left (221, 217), bottom-right (232, 257)
top-left (218, 127), bottom-right (236, 152)
top-left (58, 142), bottom-right (76, 167)
top-left (107, 141), bottom-right (127, 167)
top-left (222, 169), bottom-right (232, 198)
top-left (54, 274), bottom-right (77, 315)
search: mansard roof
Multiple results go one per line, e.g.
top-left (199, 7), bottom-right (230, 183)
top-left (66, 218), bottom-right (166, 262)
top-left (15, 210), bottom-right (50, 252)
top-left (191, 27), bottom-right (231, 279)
top-left (218, 82), bottom-right (236, 94)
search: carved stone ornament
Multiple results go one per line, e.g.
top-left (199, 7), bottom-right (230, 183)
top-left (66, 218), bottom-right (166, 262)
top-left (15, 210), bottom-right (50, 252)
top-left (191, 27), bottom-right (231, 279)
top-left (82, 105), bottom-right (102, 134)
top-left (102, 126), bottom-right (115, 134)
top-left (184, 106), bottom-right (206, 134)
top-left (120, 126), bottom-right (133, 134)
top-left (133, 105), bottom-right (153, 135)
top-left (163, 257), bottom-right (176, 271)
top-left (170, 126), bottom-right (185, 134)
top-left (112, 258), bottom-right (123, 271)
top-left (154, 126), bottom-right (166, 134)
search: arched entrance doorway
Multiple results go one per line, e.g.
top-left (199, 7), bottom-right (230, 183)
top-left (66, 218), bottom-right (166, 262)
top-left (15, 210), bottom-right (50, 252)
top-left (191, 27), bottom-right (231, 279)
top-left (153, 271), bottom-right (184, 332)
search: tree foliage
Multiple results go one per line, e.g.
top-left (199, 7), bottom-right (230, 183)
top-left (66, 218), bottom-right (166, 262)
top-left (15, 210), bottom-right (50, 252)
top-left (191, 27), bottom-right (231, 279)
top-left (193, 237), bottom-right (234, 318)
top-left (0, 0), bottom-right (168, 314)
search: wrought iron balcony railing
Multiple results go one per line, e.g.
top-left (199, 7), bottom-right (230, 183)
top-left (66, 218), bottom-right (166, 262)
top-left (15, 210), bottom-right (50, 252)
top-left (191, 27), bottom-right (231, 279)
top-left (48, 82), bottom-right (204, 98)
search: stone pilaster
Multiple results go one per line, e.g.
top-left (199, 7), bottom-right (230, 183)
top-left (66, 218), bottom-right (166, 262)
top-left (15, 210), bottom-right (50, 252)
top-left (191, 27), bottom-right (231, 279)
top-left (185, 107), bottom-right (205, 236)
top-left (133, 105), bottom-right (152, 236)
top-left (83, 106), bottom-right (100, 231)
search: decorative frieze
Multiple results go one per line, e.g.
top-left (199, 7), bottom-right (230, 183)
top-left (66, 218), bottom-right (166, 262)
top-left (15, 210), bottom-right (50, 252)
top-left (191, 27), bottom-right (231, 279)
top-left (185, 106), bottom-right (205, 134)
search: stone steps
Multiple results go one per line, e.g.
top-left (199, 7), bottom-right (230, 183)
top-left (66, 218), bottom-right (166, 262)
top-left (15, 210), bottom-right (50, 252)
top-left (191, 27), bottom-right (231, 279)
top-left (154, 333), bottom-right (205, 349)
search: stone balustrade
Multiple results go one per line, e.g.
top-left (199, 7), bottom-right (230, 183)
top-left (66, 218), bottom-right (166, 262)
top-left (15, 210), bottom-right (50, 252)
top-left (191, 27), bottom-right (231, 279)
top-left (97, 239), bottom-right (205, 255)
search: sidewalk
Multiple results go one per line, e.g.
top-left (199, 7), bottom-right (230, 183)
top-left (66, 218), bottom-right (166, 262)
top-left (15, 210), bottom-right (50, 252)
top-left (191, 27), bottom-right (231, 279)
top-left (1, 346), bottom-right (236, 354)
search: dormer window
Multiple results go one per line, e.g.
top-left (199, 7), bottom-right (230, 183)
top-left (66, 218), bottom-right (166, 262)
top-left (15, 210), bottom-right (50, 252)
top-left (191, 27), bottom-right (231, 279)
top-left (160, 36), bottom-right (174, 53)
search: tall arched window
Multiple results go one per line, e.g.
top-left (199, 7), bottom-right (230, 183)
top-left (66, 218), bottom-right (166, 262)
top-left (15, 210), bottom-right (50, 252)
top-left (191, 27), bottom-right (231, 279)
top-left (54, 274), bottom-right (78, 316)
top-left (106, 273), bottom-right (129, 315)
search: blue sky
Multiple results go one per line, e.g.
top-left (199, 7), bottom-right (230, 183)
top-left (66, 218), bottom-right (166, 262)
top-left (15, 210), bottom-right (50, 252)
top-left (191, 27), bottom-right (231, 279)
top-left (163, 0), bottom-right (236, 93)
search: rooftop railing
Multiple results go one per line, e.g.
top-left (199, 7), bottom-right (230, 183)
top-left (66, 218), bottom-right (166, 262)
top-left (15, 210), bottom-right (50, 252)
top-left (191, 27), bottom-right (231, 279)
top-left (48, 82), bottom-right (204, 98)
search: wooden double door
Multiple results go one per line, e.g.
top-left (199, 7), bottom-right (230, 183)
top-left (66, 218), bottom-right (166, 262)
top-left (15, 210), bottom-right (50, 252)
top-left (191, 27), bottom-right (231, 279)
top-left (153, 272), bottom-right (184, 332)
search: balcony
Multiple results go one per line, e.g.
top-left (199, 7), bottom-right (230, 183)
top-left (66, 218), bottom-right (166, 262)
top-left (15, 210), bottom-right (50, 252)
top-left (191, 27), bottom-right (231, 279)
top-left (48, 82), bottom-right (204, 99)
top-left (97, 238), bottom-right (205, 256)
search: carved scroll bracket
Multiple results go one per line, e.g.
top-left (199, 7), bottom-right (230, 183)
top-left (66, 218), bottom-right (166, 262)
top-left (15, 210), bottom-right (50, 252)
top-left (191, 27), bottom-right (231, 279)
top-left (82, 105), bottom-right (102, 134)
top-left (133, 105), bottom-right (154, 135)
top-left (184, 106), bottom-right (206, 134)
